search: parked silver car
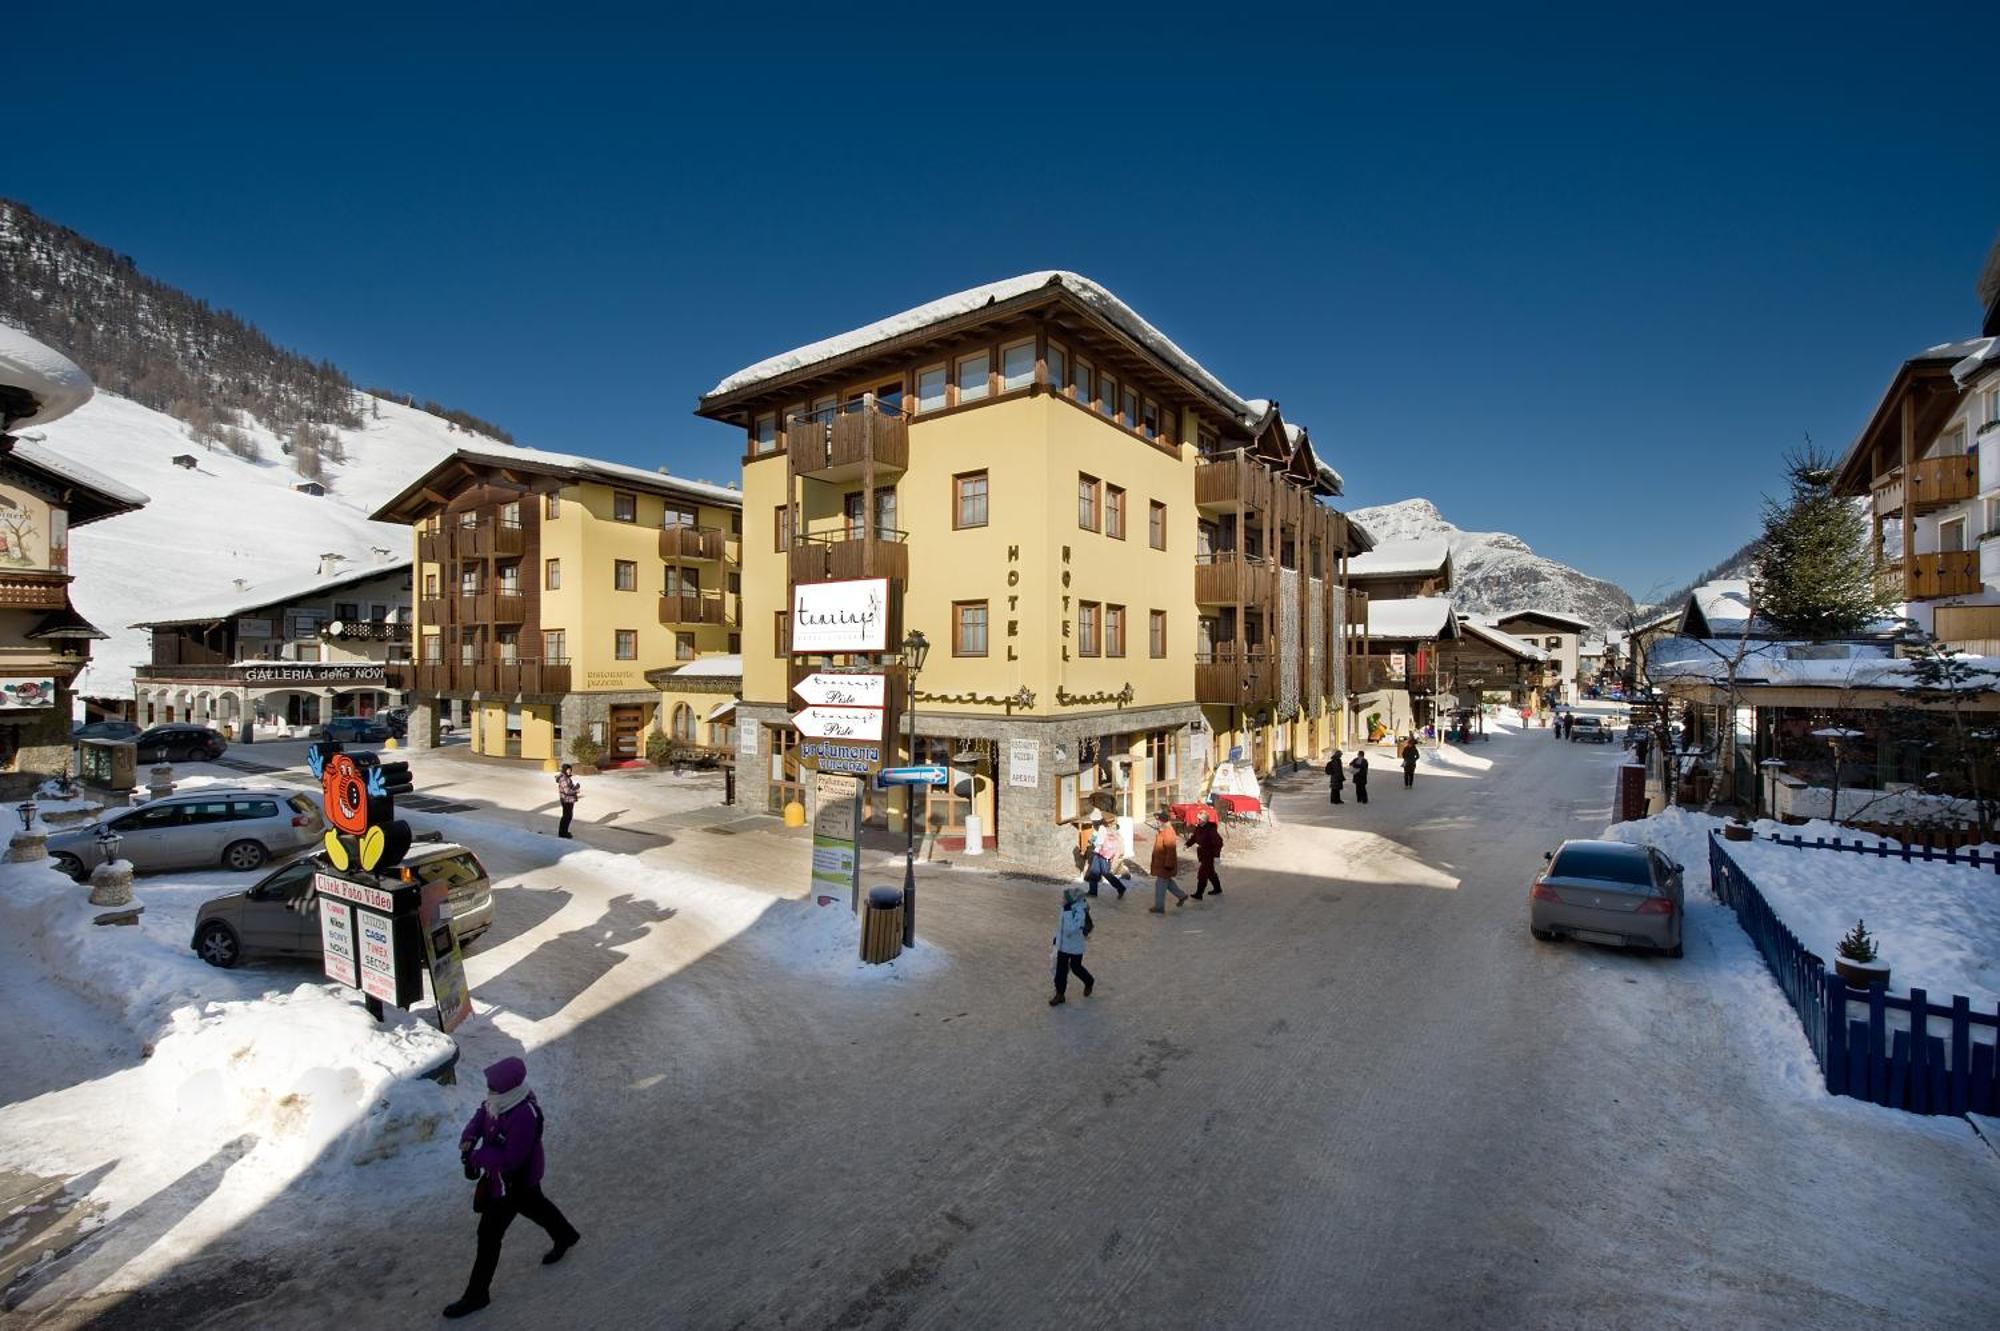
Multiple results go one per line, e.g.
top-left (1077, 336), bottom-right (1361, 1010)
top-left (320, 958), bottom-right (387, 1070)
top-left (1568, 716), bottom-right (1614, 743)
top-left (48, 787), bottom-right (323, 879)
top-left (189, 840), bottom-right (495, 969)
top-left (1530, 839), bottom-right (1683, 957)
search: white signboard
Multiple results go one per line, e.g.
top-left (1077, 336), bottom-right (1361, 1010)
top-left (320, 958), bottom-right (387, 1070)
top-left (810, 773), bottom-right (862, 909)
top-left (1008, 737), bottom-right (1039, 789)
top-left (356, 907), bottom-right (398, 1003)
top-left (315, 872), bottom-right (394, 912)
top-left (793, 672), bottom-right (888, 708)
top-left (237, 617), bottom-right (274, 639)
top-left (1389, 652), bottom-right (1407, 682)
top-left (319, 898), bottom-right (357, 987)
top-left (792, 705), bottom-right (885, 742)
top-left (791, 578), bottom-right (890, 654)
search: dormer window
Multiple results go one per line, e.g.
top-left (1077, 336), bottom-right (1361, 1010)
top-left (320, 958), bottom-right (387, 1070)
top-left (956, 352), bottom-right (990, 404)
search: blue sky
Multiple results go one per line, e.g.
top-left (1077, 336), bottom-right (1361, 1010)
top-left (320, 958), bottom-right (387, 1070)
top-left (12, 3), bottom-right (1998, 597)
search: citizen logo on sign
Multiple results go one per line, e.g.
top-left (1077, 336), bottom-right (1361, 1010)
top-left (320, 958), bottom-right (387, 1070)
top-left (790, 578), bottom-right (889, 654)
top-left (315, 872), bottom-right (394, 912)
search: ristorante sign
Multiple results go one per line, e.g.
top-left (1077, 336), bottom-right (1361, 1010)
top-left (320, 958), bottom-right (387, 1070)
top-left (241, 663), bottom-right (388, 684)
top-left (791, 578), bottom-right (889, 654)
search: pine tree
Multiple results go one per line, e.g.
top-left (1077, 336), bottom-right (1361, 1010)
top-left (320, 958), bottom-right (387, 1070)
top-left (1754, 443), bottom-right (1899, 640)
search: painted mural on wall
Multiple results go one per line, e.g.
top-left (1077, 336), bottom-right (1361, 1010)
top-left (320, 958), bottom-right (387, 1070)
top-left (0, 485), bottom-right (52, 569)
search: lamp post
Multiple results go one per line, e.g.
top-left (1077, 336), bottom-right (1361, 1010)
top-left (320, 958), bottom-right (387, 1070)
top-left (901, 628), bottom-right (929, 947)
top-left (1811, 725), bottom-right (1865, 826)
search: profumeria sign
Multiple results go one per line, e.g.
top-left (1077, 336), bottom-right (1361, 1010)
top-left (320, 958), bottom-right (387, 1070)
top-left (791, 578), bottom-right (890, 654)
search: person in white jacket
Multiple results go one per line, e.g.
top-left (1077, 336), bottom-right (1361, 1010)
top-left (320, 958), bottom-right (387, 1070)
top-left (1050, 885), bottom-right (1095, 1006)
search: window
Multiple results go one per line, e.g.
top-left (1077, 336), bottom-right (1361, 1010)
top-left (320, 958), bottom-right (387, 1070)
top-left (1546, 636), bottom-right (1562, 650)
top-left (496, 630), bottom-right (519, 661)
top-left (614, 560), bottom-right (637, 591)
top-left (727, 571), bottom-right (741, 595)
top-left (1122, 388), bottom-right (1140, 426)
top-left (1001, 340), bottom-right (1036, 392)
top-left (954, 471), bottom-right (989, 528)
top-left (1150, 609), bottom-right (1167, 657)
top-left (613, 491), bottom-right (637, 523)
top-left (1105, 485), bottom-right (1126, 540)
top-left (752, 413), bottom-right (778, 455)
top-left (1078, 601), bottom-right (1101, 656)
top-left (954, 601), bottom-right (989, 656)
top-left (1098, 373), bottom-right (1117, 418)
top-left (545, 492), bottom-right (560, 519)
top-left (500, 500), bottom-right (521, 528)
top-left (334, 601), bottom-right (359, 622)
top-left (774, 611), bottom-right (789, 655)
top-left (615, 630), bottom-right (637, 660)
top-left (371, 603), bottom-right (389, 621)
top-left (774, 505), bottom-right (791, 552)
top-left (459, 630), bottom-right (478, 665)
top-left (663, 566), bottom-right (700, 595)
top-left (844, 491), bottom-right (866, 540)
top-left (676, 631), bottom-right (696, 661)
top-left (295, 643), bottom-right (321, 663)
top-left (730, 511), bottom-right (741, 536)
top-left (956, 351), bottom-right (990, 403)
top-left (542, 629), bottom-right (566, 662)
top-left (1105, 604), bottom-right (1126, 657)
top-left (1940, 516), bottom-right (1968, 553)
top-left (423, 633), bottom-right (442, 663)
top-left (1141, 399), bottom-right (1160, 439)
top-left (459, 509), bottom-right (479, 528)
top-left (672, 702), bottom-right (696, 742)
top-left (875, 487), bottom-right (897, 539)
top-left (459, 567), bottom-right (480, 596)
top-left (496, 563), bottom-right (520, 592)
top-left (662, 504), bottom-right (696, 530)
top-left (917, 365), bottom-right (948, 413)
top-left (728, 632), bottom-right (741, 653)
top-left (1072, 356), bottom-right (1093, 405)
top-left (1047, 341), bottom-right (1068, 394)
top-left (1198, 426), bottom-right (1219, 455)
top-left (423, 571), bottom-right (438, 598)
top-left (545, 558), bottom-right (561, 590)
top-left (1149, 500), bottom-right (1167, 550)
top-left (1078, 474), bottom-right (1101, 532)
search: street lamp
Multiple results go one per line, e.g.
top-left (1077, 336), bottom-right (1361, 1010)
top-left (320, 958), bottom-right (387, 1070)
top-left (901, 628), bottom-right (930, 947)
top-left (15, 800), bottom-right (38, 833)
top-left (1811, 725), bottom-right (1865, 826)
top-left (95, 823), bottom-right (123, 868)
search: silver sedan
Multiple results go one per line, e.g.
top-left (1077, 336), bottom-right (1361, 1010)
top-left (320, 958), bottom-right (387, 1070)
top-left (1530, 839), bottom-right (1683, 957)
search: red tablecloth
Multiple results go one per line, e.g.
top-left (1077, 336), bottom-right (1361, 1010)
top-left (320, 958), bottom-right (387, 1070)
top-left (1169, 801), bottom-right (1209, 826)
top-left (1214, 794), bottom-right (1263, 816)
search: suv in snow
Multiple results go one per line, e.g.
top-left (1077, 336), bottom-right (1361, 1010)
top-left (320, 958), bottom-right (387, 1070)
top-left (189, 840), bottom-right (496, 969)
top-left (1569, 716), bottom-right (1613, 743)
top-left (132, 724), bottom-right (228, 764)
top-left (47, 787), bottom-right (323, 878)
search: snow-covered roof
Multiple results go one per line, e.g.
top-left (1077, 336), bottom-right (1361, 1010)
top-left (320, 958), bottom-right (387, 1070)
top-left (0, 324), bottom-right (93, 429)
top-left (1951, 335), bottom-right (2000, 388)
top-left (1494, 608), bottom-right (1594, 634)
top-left (5, 437), bottom-right (150, 519)
top-left (447, 444), bottom-right (741, 507)
top-left (1364, 596), bottom-right (1457, 641)
top-left (1345, 537), bottom-right (1450, 580)
top-left (667, 653), bottom-right (742, 678)
top-left (1685, 579), bottom-right (1764, 637)
top-left (1459, 618), bottom-right (1546, 660)
top-left (134, 558), bottom-right (412, 628)
top-left (1644, 637), bottom-right (1995, 692)
top-left (701, 271), bottom-right (1255, 418)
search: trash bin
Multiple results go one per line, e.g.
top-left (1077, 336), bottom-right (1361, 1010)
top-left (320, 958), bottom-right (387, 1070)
top-left (861, 885), bottom-right (904, 964)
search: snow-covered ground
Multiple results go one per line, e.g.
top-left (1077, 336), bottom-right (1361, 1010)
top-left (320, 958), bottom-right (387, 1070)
top-left (1609, 808), bottom-right (2000, 1007)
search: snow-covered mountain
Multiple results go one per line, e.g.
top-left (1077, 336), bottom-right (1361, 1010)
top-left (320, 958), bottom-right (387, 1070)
top-left (1349, 498), bottom-right (1635, 630)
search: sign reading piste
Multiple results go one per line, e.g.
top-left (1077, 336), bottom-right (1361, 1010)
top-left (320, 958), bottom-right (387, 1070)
top-left (793, 672), bottom-right (888, 708)
top-left (792, 668), bottom-right (890, 773)
top-left (792, 706), bottom-right (884, 742)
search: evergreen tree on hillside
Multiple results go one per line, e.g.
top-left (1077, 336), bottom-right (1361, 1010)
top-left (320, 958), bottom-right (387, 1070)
top-left (1753, 443), bottom-right (1898, 640)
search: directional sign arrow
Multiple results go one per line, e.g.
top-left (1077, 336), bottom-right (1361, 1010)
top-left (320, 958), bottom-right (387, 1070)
top-left (791, 705), bottom-right (885, 742)
top-left (792, 672), bottom-right (888, 708)
top-left (877, 764), bottom-right (948, 787)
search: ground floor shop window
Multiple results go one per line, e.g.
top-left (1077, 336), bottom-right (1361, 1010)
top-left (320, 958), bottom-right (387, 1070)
top-left (1143, 729), bottom-right (1178, 811)
top-left (766, 726), bottom-right (803, 814)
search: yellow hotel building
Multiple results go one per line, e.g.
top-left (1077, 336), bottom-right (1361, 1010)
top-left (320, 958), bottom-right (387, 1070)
top-left (697, 272), bottom-right (1367, 869)
top-left (373, 446), bottom-right (741, 764)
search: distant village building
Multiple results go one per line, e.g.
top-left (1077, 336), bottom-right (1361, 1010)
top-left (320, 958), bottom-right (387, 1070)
top-left (1492, 609), bottom-right (1591, 703)
top-left (294, 480), bottom-right (327, 496)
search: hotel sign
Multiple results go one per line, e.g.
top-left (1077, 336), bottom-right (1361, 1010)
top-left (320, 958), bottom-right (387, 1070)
top-left (242, 663), bottom-right (386, 684)
top-left (791, 578), bottom-right (890, 654)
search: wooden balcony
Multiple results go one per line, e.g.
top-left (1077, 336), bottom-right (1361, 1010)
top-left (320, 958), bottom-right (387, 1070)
top-left (787, 401), bottom-right (909, 484)
top-left (790, 532), bottom-right (910, 584)
top-left (0, 573), bottom-right (72, 610)
top-left (1906, 549), bottom-right (1980, 600)
top-left (322, 620), bottom-right (411, 642)
top-left (413, 658), bottom-right (571, 697)
top-left (419, 596), bottom-right (446, 625)
top-left (659, 590), bottom-right (726, 625)
top-left (660, 524), bottom-right (726, 561)
top-left (485, 592), bottom-right (526, 623)
top-left (1934, 603), bottom-right (2000, 655)
top-left (1348, 656), bottom-right (1403, 692)
top-left (1194, 451), bottom-right (1275, 511)
top-left (418, 529), bottom-right (449, 564)
top-left (1873, 454), bottom-right (1978, 518)
top-left (1345, 590), bottom-right (1369, 632)
top-left (1195, 649), bottom-right (1271, 705)
top-left (1193, 553), bottom-right (1273, 606)
top-left (384, 664), bottom-right (411, 691)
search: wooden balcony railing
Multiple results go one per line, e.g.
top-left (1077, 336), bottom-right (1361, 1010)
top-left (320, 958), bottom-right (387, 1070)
top-left (485, 592), bottom-right (526, 623)
top-left (787, 400), bottom-right (909, 483)
top-left (1194, 451), bottom-right (1275, 511)
top-left (418, 530), bottom-right (449, 564)
top-left (1907, 549), bottom-right (1981, 600)
top-left (1195, 649), bottom-right (1271, 705)
top-left (413, 658), bottom-right (571, 697)
top-left (1873, 454), bottom-right (1978, 518)
top-left (1348, 656), bottom-right (1406, 691)
top-left (790, 531), bottom-right (910, 584)
top-left (323, 620), bottom-right (411, 642)
top-left (1934, 603), bottom-right (2000, 655)
top-left (0, 574), bottom-right (72, 610)
top-left (660, 524), bottom-right (726, 561)
top-left (1193, 552), bottom-right (1273, 606)
top-left (659, 590), bottom-right (726, 625)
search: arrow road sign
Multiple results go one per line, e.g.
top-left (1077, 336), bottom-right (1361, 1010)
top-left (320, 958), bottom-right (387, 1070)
top-left (877, 764), bottom-right (948, 787)
top-left (792, 671), bottom-right (888, 708)
top-left (791, 705), bottom-right (885, 742)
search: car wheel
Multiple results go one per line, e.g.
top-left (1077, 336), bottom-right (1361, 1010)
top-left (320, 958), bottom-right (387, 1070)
top-left (196, 921), bottom-right (241, 968)
top-left (1665, 940), bottom-right (1684, 959)
top-left (51, 851), bottom-right (86, 882)
top-left (222, 839), bottom-right (268, 872)
top-left (1531, 926), bottom-right (1559, 942)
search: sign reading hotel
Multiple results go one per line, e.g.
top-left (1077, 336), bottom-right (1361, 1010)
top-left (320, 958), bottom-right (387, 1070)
top-left (791, 578), bottom-right (889, 654)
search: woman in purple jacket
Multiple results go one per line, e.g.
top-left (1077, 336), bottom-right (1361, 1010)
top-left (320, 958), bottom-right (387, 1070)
top-left (445, 1057), bottom-right (582, 1319)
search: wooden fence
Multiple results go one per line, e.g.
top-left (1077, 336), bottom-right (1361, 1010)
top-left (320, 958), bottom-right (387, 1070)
top-left (1760, 831), bottom-right (2000, 873)
top-left (1709, 833), bottom-right (2000, 1115)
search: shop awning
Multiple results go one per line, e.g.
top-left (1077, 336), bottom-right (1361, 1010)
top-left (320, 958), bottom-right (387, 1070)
top-left (706, 699), bottom-right (738, 723)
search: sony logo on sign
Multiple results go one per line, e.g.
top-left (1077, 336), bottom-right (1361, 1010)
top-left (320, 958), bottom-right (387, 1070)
top-left (791, 577), bottom-right (889, 654)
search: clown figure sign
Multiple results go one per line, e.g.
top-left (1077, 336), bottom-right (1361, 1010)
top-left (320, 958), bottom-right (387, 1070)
top-left (307, 741), bottom-right (415, 874)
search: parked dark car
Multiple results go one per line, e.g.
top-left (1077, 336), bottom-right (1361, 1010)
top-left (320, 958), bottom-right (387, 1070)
top-left (72, 720), bottom-right (141, 742)
top-left (133, 724), bottom-right (228, 763)
top-left (319, 715), bottom-right (393, 744)
top-left (380, 707), bottom-right (409, 739)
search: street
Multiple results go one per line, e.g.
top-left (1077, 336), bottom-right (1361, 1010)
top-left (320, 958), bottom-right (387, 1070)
top-left (15, 711), bottom-right (2000, 1329)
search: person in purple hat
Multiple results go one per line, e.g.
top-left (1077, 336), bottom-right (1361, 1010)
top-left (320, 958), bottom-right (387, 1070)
top-left (444, 1056), bottom-right (581, 1318)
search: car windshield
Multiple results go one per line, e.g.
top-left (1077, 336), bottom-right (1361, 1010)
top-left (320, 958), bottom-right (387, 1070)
top-left (1574, 717), bottom-right (1601, 727)
top-left (1550, 844), bottom-right (1652, 886)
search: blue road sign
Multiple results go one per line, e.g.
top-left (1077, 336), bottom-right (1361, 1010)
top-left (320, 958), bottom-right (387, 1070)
top-left (877, 764), bottom-right (948, 787)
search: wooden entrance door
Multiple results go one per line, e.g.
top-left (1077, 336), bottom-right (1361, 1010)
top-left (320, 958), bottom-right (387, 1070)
top-left (608, 705), bottom-right (649, 763)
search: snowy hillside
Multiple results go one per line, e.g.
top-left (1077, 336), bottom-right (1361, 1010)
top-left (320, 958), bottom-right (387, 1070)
top-left (23, 392), bottom-right (470, 701)
top-left (1350, 498), bottom-right (1634, 630)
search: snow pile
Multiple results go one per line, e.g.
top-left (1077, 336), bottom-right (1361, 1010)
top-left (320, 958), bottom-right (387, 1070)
top-left (1605, 809), bottom-right (2000, 1007)
top-left (0, 322), bottom-right (94, 427)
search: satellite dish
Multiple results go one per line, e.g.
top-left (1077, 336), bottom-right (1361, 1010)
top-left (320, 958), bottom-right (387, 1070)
top-left (327, 620), bottom-right (345, 638)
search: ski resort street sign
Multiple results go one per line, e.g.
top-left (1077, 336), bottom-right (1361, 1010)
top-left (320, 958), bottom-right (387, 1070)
top-left (793, 671), bottom-right (888, 708)
top-left (877, 765), bottom-right (947, 787)
top-left (792, 705), bottom-right (885, 742)
top-left (790, 578), bottom-right (890, 654)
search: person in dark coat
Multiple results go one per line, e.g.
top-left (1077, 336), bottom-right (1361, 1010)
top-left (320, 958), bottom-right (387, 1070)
top-left (1400, 735), bottom-right (1420, 787)
top-left (1325, 750), bottom-right (1345, 804)
top-left (1187, 810), bottom-right (1225, 898)
top-left (446, 1056), bottom-right (582, 1318)
top-left (1349, 751), bottom-right (1370, 804)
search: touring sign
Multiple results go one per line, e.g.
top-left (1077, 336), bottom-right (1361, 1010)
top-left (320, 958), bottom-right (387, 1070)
top-left (790, 578), bottom-right (890, 654)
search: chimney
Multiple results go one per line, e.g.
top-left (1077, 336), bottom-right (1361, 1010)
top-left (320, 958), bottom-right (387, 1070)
top-left (318, 552), bottom-right (346, 577)
top-left (232, 578), bottom-right (250, 592)
top-left (656, 465), bottom-right (671, 475)
top-left (369, 545), bottom-right (395, 565)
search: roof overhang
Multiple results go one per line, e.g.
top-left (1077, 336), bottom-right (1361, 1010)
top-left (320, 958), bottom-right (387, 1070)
top-left (1831, 350), bottom-right (1971, 496)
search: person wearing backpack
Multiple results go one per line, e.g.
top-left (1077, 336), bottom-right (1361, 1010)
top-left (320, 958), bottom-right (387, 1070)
top-left (554, 764), bottom-right (581, 839)
top-left (445, 1056), bottom-right (582, 1318)
top-left (1187, 810), bottom-right (1224, 899)
top-left (1088, 816), bottom-right (1129, 899)
top-left (1050, 885), bottom-right (1095, 1005)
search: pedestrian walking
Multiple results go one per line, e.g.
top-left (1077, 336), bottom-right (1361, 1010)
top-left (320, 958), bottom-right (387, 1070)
top-left (1350, 751), bottom-right (1370, 804)
top-left (445, 1056), bottom-right (582, 1319)
top-left (1089, 816), bottom-right (1129, 898)
top-left (1400, 735), bottom-right (1420, 788)
top-left (1146, 811), bottom-right (1189, 912)
top-left (555, 764), bottom-right (580, 839)
top-left (1325, 750), bottom-right (1345, 804)
top-left (1188, 810), bottom-right (1224, 898)
top-left (1049, 885), bottom-right (1095, 1005)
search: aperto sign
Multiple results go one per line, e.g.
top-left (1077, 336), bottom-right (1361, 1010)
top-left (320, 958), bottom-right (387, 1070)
top-left (791, 578), bottom-right (889, 654)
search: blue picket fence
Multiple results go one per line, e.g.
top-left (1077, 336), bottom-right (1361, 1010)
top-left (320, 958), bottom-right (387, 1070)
top-left (1760, 831), bottom-right (2000, 874)
top-left (1708, 833), bottom-right (2000, 1116)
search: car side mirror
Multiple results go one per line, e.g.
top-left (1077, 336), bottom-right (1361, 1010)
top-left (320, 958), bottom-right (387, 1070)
top-left (1542, 850), bottom-right (1552, 862)
top-left (1672, 862), bottom-right (1684, 874)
